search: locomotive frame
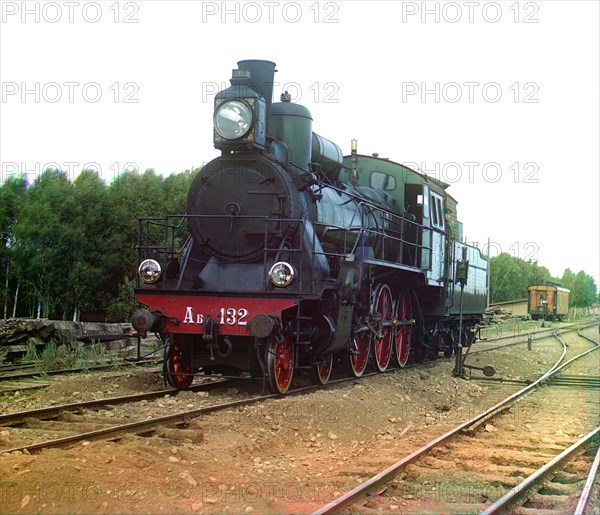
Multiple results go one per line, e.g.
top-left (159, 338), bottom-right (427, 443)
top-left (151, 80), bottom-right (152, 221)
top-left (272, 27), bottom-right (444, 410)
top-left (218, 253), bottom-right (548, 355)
top-left (132, 60), bottom-right (489, 394)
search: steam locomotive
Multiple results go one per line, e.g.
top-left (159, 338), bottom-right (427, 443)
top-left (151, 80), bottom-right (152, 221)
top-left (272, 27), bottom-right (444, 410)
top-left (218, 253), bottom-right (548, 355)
top-left (131, 60), bottom-right (489, 394)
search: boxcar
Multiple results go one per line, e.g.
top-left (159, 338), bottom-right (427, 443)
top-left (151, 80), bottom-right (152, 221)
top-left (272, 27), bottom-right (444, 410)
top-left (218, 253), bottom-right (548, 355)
top-left (528, 285), bottom-right (570, 321)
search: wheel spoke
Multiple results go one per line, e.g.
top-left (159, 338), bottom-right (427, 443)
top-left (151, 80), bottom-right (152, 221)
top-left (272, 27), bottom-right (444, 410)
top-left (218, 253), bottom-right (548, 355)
top-left (349, 329), bottom-right (370, 377)
top-left (373, 284), bottom-right (393, 372)
top-left (395, 291), bottom-right (412, 367)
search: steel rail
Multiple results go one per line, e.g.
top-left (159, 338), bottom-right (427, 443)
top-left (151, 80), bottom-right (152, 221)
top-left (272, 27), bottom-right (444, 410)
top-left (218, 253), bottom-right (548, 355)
top-left (0, 395), bottom-right (270, 455)
top-left (574, 437), bottom-right (600, 515)
top-left (571, 326), bottom-right (600, 515)
top-left (312, 327), bottom-right (599, 514)
top-left (478, 319), bottom-right (596, 345)
top-left (481, 427), bottom-right (600, 514)
top-left (0, 320), bottom-right (592, 385)
top-left (0, 359), bottom-right (160, 382)
top-left (0, 370), bottom-right (393, 455)
top-left (469, 320), bottom-right (599, 356)
top-left (0, 380), bottom-right (228, 427)
top-left (479, 322), bottom-right (567, 342)
top-left (0, 363), bottom-right (36, 373)
top-left (2, 324), bottom-right (596, 457)
top-left (577, 325), bottom-right (600, 346)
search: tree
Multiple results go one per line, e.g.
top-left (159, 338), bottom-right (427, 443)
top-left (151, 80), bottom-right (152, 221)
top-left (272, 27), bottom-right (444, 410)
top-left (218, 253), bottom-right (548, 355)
top-left (490, 253), bottom-right (531, 302)
top-left (562, 268), bottom-right (575, 291)
top-left (162, 168), bottom-right (199, 215)
top-left (0, 176), bottom-right (27, 318)
top-left (12, 169), bottom-right (76, 318)
top-left (528, 261), bottom-right (552, 286)
top-left (570, 271), bottom-right (597, 307)
top-left (561, 268), bottom-right (597, 307)
top-left (68, 170), bottom-right (110, 318)
top-left (106, 276), bottom-right (138, 322)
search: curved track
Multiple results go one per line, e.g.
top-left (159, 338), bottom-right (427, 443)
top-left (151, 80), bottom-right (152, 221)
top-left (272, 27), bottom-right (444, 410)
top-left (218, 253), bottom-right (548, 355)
top-left (312, 325), bottom-right (600, 514)
top-left (1, 324), bottom-right (596, 463)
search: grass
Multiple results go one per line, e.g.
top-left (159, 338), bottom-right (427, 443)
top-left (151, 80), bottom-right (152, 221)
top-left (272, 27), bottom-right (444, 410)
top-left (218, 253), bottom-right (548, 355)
top-left (38, 342), bottom-right (97, 372)
top-left (22, 341), bottom-right (41, 363)
top-left (36, 340), bottom-right (122, 372)
top-left (2, 340), bottom-right (113, 374)
top-left (1, 388), bottom-right (40, 403)
top-left (85, 341), bottom-right (112, 366)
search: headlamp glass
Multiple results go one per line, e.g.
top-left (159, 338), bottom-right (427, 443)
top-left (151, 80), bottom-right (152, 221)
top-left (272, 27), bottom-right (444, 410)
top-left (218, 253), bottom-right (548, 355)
top-left (268, 262), bottom-right (295, 287)
top-left (139, 259), bottom-right (162, 284)
top-left (215, 100), bottom-right (252, 139)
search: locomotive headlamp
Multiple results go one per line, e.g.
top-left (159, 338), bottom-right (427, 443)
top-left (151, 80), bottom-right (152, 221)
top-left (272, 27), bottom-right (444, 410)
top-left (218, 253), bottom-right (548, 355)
top-left (269, 262), bottom-right (295, 287)
top-left (214, 100), bottom-right (253, 140)
top-left (138, 259), bottom-right (162, 284)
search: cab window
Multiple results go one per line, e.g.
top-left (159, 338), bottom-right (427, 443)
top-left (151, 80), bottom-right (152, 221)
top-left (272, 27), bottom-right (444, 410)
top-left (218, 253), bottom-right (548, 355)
top-left (370, 171), bottom-right (396, 191)
top-left (432, 198), bottom-right (439, 225)
top-left (431, 193), bottom-right (445, 230)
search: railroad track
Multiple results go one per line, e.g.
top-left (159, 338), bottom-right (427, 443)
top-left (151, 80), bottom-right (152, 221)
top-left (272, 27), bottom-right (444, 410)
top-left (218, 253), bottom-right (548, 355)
top-left (313, 325), bottom-right (600, 514)
top-left (3, 355), bottom-right (455, 456)
top-left (0, 319), bottom-right (593, 396)
top-left (0, 377), bottom-right (237, 454)
top-left (0, 358), bottom-right (162, 395)
top-left (1, 322), bottom-right (596, 457)
top-left (471, 318), bottom-right (598, 355)
top-left (0, 357), bottom-right (160, 383)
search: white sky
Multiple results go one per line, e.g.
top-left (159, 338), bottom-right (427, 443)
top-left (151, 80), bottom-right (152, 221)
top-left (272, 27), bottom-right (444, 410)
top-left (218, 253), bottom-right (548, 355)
top-left (1, 0), bottom-right (599, 289)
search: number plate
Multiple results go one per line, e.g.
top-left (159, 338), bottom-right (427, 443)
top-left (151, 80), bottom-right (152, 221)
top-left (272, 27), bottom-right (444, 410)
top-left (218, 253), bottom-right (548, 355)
top-left (183, 306), bottom-right (249, 326)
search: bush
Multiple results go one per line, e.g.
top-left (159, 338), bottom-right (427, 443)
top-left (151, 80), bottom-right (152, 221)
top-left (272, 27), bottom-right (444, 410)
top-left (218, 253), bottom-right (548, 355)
top-left (22, 341), bottom-right (40, 363)
top-left (39, 342), bottom-right (87, 371)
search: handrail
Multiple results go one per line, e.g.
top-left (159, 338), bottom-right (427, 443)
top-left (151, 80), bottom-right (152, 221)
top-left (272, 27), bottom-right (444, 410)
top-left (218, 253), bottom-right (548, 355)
top-left (135, 197), bottom-right (465, 289)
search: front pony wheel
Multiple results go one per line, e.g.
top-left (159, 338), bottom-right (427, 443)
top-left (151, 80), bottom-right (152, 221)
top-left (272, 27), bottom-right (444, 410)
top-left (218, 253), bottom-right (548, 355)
top-left (310, 353), bottom-right (334, 385)
top-left (164, 334), bottom-right (194, 390)
top-left (266, 332), bottom-right (295, 394)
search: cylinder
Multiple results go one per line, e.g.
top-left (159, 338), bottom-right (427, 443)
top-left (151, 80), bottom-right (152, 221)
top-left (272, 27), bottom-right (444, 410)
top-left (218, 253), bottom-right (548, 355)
top-left (311, 132), bottom-right (343, 181)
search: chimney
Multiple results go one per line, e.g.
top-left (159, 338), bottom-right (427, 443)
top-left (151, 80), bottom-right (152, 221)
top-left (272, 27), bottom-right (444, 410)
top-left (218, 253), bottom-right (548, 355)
top-left (237, 59), bottom-right (277, 124)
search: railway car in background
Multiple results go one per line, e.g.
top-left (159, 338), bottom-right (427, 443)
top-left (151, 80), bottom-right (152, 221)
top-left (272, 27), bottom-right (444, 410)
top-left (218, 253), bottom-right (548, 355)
top-left (528, 285), bottom-right (570, 321)
top-left (131, 59), bottom-right (489, 394)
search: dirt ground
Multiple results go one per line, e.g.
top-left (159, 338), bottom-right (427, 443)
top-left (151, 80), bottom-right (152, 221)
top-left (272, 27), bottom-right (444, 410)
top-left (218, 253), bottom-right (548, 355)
top-left (0, 326), bottom-right (597, 514)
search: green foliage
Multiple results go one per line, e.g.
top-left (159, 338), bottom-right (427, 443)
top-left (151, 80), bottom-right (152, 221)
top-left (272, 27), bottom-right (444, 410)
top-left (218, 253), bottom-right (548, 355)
top-left (0, 176), bottom-right (27, 316)
top-left (562, 269), bottom-right (598, 307)
top-left (39, 342), bottom-right (88, 371)
top-left (490, 253), bottom-right (598, 307)
top-left (1, 167), bottom-right (194, 319)
top-left (85, 342), bottom-right (110, 365)
top-left (12, 169), bottom-right (77, 317)
top-left (4, 166), bottom-right (594, 316)
top-left (22, 341), bottom-right (40, 363)
top-left (490, 253), bottom-right (552, 303)
top-left (106, 277), bottom-right (138, 322)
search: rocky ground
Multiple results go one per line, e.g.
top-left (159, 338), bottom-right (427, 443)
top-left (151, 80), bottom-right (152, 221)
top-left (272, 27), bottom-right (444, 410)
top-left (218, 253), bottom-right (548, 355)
top-left (0, 323), bottom-right (597, 514)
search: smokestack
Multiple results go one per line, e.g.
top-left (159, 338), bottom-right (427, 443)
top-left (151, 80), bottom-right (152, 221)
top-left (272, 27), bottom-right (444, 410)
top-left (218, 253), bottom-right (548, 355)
top-left (237, 59), bottom-right (276, 124)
